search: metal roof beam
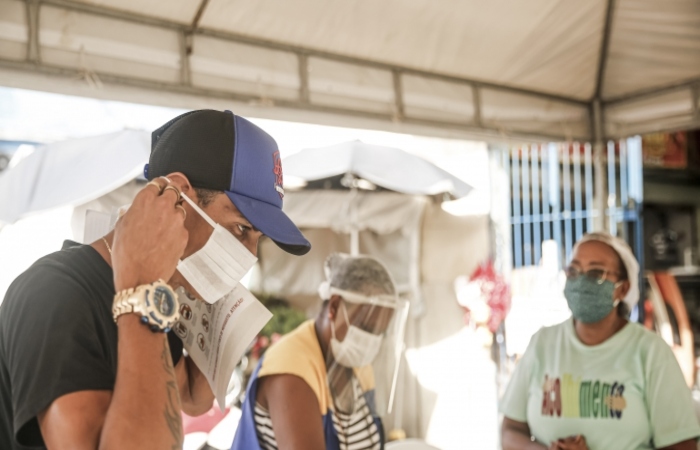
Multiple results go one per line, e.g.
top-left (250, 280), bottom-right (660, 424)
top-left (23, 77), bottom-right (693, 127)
top-left (0, 58), bottom-right (581, 143)
top-left (392, 70), bottom-right (405, 122)
top-left (190, 0), bottom-right (210, 32)
top-left (298, 53), bottom-right (310, 104)
top-left (593, 0), bottom-right (616, 101)
top-left (33, 0), bottom-right (588, 108)
top-left (604, 76), bottom-right (700, 106)
top-left (178, 30), bottom-right (192, 85)
top-left (25, 0), bottom-right (41, 63)
top-left (40, 0), bottom-right (184, 29)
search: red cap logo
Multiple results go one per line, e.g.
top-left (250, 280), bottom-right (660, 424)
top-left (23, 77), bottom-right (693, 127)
top-left (272, 151), bottom-right (284, 199)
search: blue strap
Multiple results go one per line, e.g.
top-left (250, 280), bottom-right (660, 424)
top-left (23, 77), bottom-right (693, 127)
top-left (230, 359), bottom-right (265, 450)
top-left (231, 357), bottom-right (384, 450)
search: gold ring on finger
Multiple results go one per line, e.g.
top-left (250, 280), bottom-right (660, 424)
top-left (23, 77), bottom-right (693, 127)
top-left (162, 185), bottom-right (182, 202)
top-left (146, 180), bottom-right (165, 193)
top-left (176, 204), bottom-right (187, 220)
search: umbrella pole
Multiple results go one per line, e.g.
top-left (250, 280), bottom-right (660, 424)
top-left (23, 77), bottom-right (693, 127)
top-left (350, 228), bottom-right (359, 256)
top-left (349, 187), bottom-right (360, 256)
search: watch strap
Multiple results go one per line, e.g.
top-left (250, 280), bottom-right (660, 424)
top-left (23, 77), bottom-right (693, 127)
top-left (112, 285), bottom-right (147, 322)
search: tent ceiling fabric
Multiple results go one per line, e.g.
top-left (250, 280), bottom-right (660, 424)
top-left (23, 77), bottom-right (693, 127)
top-left (0, 0), bottom-right (699, 142)
top-left (603, 0), bottom-right (700, 100)
top-left (199, 0), bottom-right (607, 101)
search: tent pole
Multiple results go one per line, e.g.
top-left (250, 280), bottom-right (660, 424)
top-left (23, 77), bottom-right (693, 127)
top-left (591, 99), bottom-right (607, 232)
top-left (25, 0), bottom-right (41, 63)
top-left (350, 228), bottom-right (359, 256)
top-left (348, 187), bottom-right (360, 255)
top-left (590, 0), bottom-right (615, 232)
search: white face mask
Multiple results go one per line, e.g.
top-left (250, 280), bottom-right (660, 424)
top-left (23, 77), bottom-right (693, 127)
top-left (177, 194), bottom-right (258, 303)
top-left (330, 303), bottom-right (383, 368)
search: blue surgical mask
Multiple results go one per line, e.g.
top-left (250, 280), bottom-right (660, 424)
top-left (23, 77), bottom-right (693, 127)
top-left (564, 277), bottom-right (620, 323)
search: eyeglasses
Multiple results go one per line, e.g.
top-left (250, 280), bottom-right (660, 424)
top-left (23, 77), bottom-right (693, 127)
top-left (564, 266), bottom-right (620, 284)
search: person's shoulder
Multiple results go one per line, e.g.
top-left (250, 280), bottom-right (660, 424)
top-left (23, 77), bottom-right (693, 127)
top-left (258, 321), bottom-right (327, 408)
top-left (530, 318), bottom-right (570, 347)
top-left (623, 321), bottom-right (657, 338)
top-left (263, 321), bottom-right (320, 366)
top-left (16, 242), bottom-right (99, 280)
top-left (1, 243), bottom-right (106, 315)
top-left (6, 249), bottom-right (77, 295)
top-left (623, 322), bottom-right (675, 359)
top-left (0, 244), bottom-right (114, 369)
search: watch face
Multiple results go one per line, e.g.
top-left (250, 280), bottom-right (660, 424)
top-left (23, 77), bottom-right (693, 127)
top-left (152, 286), bottom-right (176, 317)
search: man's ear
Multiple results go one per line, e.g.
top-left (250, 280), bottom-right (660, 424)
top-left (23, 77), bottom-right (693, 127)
top-left (165, 172), bottom-right (193, 196)
top-left (617, 280), bottom-right (631, 300)
top-left (328, 295), bottom-right (342, 321)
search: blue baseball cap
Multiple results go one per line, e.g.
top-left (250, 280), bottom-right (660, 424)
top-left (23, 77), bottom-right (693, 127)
top-left (146, 109), bottom-right (310, 255)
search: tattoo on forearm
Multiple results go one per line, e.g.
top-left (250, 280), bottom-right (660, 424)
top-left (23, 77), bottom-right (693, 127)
top-left (164, 380), bottom-right (183, 449)
top-left (161, 339), bottom-right (182, 448)
top-left (161, 337), bottom-right (173, 372)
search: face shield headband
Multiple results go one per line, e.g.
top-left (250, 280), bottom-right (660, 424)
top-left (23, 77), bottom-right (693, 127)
top-left (318, 281), bottom-right (398, 309)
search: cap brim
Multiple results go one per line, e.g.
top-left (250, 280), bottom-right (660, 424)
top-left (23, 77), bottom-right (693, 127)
top-left (226, 191), bottom-right (311, 256)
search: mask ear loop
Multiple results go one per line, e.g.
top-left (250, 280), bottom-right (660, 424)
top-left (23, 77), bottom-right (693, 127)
top-left (330, 309), bottom-right (337, 341)
top-left (340, 301), bottom-right (351, 326)
top-left (181, 193), bottom-right (217, 228)
top-left (613, 281), bottom-right (624, 308)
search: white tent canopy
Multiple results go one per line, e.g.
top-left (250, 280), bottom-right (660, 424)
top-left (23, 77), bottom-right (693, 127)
top-left (283, 140), bottom-right (473, 199)
top-left (0, 129), bottom-right (149, 223)
top-left (1, 0), bottom-right (698, 143)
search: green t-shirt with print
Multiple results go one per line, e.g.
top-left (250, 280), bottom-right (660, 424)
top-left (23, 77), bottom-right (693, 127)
top-left (500, 318), bottom-right (700, 449)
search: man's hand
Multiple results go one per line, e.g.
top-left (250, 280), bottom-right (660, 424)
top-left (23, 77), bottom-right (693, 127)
top-left (177, 355), bottom-right (215, 416)
top-left (501, 417), bottom-right (548, 450)
top-left (112, 177), bottom-right (188, 291)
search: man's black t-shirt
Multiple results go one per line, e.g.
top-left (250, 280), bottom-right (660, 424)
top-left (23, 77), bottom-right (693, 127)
top-left (0, 241), bottom-right (183, 449)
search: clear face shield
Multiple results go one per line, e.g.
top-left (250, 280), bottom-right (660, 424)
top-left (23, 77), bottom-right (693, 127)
top-left (324, 287), bottom-right (410, 418)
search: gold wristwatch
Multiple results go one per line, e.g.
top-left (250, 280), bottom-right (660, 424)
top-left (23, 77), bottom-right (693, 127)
top-left (112, 279), bottom-right (180, 333)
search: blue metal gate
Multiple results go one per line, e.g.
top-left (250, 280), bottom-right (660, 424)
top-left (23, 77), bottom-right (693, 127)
top-left (497, 137), bottom-right (644, 273)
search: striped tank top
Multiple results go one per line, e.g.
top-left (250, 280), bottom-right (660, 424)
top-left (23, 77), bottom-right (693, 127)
top-left (254, 377), bottom-right (381, 450)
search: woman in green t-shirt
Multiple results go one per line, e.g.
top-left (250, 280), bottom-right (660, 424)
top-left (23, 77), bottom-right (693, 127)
top-left (500, 232), bottom-right (700, 450)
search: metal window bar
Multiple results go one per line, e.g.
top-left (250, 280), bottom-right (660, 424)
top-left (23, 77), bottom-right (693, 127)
top-left (573, 142), bottom-right (584, 242)
top-left (620, 139), bottom-right (629, 216)
top-left (562, 144), bottom-right (573, 260)
top-left (541, 146), bottom-right (552, 242)
top-left (549, 143), bottom-right (563, 267)
top-left (521, 148), bottom-right (532, 266)
top-left (531, 146), bottom-right (542, 264)
top-left (584, 143), bottom-right (594, 232)
top-left (607, 140), bottom-right (618, 235)
top-left (511, 148), bottom-right (522, 268)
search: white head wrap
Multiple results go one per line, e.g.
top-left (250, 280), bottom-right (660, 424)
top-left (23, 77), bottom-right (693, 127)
top-left (572, 232), bottom-right (640, 309)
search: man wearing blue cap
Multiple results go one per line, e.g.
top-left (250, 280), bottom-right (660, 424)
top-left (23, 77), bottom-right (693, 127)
top-left (0, 110), bottom-right (311, 450)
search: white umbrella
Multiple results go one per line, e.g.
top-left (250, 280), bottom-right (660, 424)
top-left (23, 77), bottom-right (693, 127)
top-left (282, 140), bottom-right (472, 199)
top-left (0, 129), bottom-right (150, 224)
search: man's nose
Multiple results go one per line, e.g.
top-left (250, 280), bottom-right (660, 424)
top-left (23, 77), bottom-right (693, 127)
top-left (245, 230), bottom-right (264, 257)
